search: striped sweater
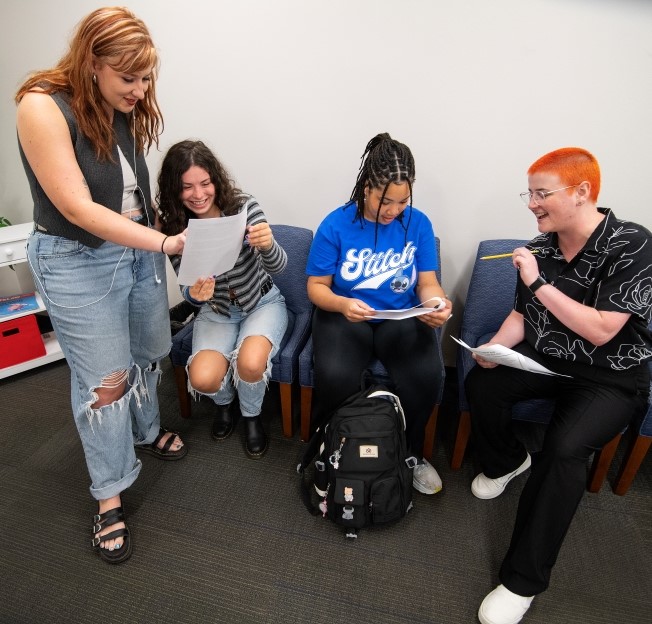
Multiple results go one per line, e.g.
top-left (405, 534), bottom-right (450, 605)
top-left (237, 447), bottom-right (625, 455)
top-left (170, 195), bottom-right (287, 317)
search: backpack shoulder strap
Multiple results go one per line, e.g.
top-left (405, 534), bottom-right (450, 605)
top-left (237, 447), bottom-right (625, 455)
top-left (296, 426), bottom-right (323, 474)
top-left (296, 427), bottom-right (325, 517)
top-left (367, 388), bottom-right (407, 431)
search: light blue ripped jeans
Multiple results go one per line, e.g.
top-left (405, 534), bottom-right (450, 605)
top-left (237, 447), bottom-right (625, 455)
top-left (188, 285), bottom-right (287, 417)
top-left (27, 230), bottom-right (171, 501)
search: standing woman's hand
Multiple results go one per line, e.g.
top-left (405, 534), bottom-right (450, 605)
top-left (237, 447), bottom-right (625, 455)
top-left (162, 229), bottom-right (187, 255)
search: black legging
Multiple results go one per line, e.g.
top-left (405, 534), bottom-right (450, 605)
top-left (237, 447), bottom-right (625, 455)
top-left (466, 341), bottom-right (649, 596)
top-left (311, 307), bottom-right (443, 456)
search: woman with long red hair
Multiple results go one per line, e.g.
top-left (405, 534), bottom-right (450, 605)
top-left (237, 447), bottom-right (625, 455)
top-left (16, 7), bottom-right (188, 564)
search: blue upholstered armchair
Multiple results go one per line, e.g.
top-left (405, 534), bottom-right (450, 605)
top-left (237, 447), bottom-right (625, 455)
top-left (298, 238), bottom-right (445, 462)
top-left (169, 224), bottom-right (314, 438)
top-left (451, 239), bottom-right (621, 493)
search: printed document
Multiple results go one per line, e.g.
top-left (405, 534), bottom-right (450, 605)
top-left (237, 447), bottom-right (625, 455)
top-left (365, 296), bottom-right (446, 320)
top-left (451, 337), bottom-right (571, 377)
top-left (177, 211), bottom-right (247, 286)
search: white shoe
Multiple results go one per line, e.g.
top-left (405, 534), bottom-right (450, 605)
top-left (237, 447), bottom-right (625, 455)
top-left (412, 458), bottom-right (443, 494)
top-left (478, 585), bottom-right (533, 624)
top-left (471, 454), bottom-right (531, 500)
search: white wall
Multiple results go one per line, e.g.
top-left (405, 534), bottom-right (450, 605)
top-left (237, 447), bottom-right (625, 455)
top-left (2, 0), bottom-right (651, 362)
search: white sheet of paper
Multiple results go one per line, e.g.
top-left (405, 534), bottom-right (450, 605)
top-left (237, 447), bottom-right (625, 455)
top-left (451, 337), bottom-right (572, 377)
top-left (365, 296), bottom-right (446, 320)
top-left (177, 211), bottom-right (247, 286)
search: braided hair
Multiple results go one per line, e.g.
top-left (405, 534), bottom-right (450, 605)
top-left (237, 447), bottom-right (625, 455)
top-left (348, 132), bottom-right (416, 247)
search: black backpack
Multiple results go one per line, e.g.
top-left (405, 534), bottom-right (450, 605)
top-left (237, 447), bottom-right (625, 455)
top-left (297, 385), bottom-right (417, 539)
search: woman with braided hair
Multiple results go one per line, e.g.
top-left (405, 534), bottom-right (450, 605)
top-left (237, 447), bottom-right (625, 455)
top-left (306, 132), bottom-right (451, 494)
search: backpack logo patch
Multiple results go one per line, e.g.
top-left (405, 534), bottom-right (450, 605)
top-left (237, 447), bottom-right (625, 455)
top-left (359, 445), bottom-right (378, 458)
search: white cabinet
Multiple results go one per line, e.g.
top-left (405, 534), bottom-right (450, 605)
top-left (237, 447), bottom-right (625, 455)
top-left (0, 223), bottom-right (64, 379)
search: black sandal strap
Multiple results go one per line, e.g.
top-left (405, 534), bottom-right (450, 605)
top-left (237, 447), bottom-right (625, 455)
top-left (92, 507), bottom-right (125, 534)
top-left (152, 428), bottom-right (166, 448)
top-left (155, 428), bottom-right (178, 454)
top-left (92, 526), bottom-right (129, 547)
top-left (91, 506), bottom-right (128, 548)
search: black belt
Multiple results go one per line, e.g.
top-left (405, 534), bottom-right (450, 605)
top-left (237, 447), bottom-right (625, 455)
top-left (260, 277), bottom-right (273, 297)
top-left (228, 278), bottom-right (273, 305)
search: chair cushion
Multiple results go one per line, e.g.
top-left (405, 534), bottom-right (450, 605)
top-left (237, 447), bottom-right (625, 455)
top-left (170, 321), bottom-right (194, 366)
top-left (270, 309), bottom-right (296, 384)
top-left (476, 332), bottom-right (496, 347)
top-left (298, 336), bottom-right (314, 387)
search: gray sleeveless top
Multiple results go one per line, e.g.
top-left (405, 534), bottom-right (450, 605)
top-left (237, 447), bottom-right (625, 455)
top-left (18, 91), bottom-right (153, 248)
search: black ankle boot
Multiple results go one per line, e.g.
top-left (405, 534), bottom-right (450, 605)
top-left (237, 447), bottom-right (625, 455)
top-left (212, 402), bottom-right (234, 440)
top-left (244, 416), bottom-right (268, 458)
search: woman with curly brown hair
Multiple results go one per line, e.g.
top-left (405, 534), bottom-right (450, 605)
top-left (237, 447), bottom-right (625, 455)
top-left (159, 140), bottom-right (287, 459)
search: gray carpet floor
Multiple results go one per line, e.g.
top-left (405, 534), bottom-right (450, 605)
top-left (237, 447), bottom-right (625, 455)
top-left (0, 358), bottom-right (650, 624)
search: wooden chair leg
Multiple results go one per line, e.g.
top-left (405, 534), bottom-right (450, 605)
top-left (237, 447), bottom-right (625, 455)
top-left (279, 382), bottom-right (293, 438)
top-left (173, 364), bottom-right (192, 419)
top-left (451, 410), bottom-right (471, 469)
top-left (587, 432), bottom-right (621, 493)
top-left (300, 386), bottom-right (313, 442)
top-left (422, 405), bottom-right (439, 462)
top-left (613, 434), bottom-right (652, 496)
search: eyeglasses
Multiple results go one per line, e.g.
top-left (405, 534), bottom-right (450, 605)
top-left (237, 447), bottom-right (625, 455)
top-left (519, 185), bottom-right (577, 206)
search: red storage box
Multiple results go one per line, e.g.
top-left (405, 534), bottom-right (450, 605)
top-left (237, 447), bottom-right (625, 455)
top-left (0, 315), bottom-right (46, 368)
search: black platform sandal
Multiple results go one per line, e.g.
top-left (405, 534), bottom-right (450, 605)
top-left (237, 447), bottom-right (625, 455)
top-left (136, 427), bottom-right (188, 461)
top-left (92, 506), bottom-right (132, 564)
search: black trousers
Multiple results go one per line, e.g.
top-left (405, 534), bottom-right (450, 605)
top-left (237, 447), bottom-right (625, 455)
top-left (311, 308), bottom-right (442, 456)
top-left (466, 341), bottom-right (649, 596)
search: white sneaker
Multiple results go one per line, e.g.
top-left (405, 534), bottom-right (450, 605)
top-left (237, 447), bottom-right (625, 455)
top-left (412, 458), bottom-right (443, 494)
top-left (471, 454), bottom-right (531, 500)
top-left (478, 584), bottom-right (533, 624)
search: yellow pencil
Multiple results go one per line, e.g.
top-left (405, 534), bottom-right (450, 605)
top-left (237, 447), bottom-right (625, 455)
top-left (480, 250), bottom-right (539, 260)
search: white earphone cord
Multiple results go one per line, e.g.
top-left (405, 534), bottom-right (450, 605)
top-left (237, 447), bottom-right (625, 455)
top-left (28, 244), bottom-right (129, 309)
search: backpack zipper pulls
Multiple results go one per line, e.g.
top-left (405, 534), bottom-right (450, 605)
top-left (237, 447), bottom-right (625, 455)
top-left (329, 437), bottom-right (346, 470)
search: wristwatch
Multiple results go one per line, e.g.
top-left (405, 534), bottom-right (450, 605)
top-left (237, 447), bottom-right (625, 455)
top-left (528, 276), bottom-right (547, 293)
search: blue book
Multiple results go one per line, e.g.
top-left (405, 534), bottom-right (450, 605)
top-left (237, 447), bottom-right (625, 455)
top-left (0, 292), bottom-right (42, 319)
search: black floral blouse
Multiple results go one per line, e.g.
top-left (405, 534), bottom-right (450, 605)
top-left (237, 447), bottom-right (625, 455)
top-left (515, 208), bottom-right (652, 371)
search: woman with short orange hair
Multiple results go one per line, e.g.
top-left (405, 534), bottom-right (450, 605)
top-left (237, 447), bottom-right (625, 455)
top-left (467, 147), bottom-right (652, 624)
